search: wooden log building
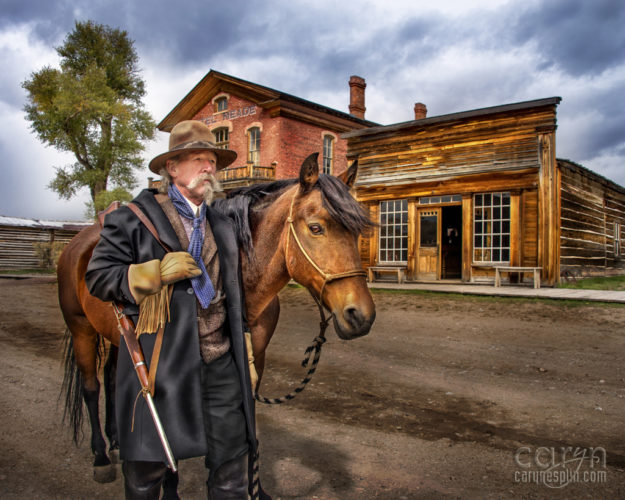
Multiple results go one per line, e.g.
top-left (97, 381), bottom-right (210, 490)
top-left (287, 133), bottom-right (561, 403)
top-left (156, 71), bottom-right (625, 286)
top-left (0, 216), bottom-right (90, 270)
top-left (343, 97), bottom-right (625, 286)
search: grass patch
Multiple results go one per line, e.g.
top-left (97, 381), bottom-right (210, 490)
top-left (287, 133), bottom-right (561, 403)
top-left (286, 280), bottom-right (625, 307)
top-left (369, 286), bottom-right (625, 308)
top-left (558, 275), bottom-right (625, 291)
top-left (0, 268), bottom-right (56, 275)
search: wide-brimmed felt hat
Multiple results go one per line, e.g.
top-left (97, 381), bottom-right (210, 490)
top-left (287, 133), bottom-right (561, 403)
top-left (148, 120), bottom-right (237, 174)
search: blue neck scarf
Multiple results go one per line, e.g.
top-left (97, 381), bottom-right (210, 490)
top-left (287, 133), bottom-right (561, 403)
top-left (168, 184), bottom-right (215, 308)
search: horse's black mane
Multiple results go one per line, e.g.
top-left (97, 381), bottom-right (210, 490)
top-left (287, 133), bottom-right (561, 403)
top-left (212, 175), bottom-right (374, 260)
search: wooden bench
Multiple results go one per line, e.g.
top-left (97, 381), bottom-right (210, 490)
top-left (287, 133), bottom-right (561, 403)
top-left (367, 266), bottom-right (406, 284)
top-left (494, 266), bottom-right (542, 289)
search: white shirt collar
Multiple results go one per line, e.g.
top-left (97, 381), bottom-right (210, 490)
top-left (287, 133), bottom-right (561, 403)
top-left (181, 194), bottom-right (203, 217)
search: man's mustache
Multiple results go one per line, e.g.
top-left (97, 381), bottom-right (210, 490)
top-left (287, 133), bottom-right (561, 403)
top-left (188, 173), bottom-right (215, 189)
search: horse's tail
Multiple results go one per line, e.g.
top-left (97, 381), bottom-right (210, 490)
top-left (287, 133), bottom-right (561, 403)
top-left (61, 328), bottom-right (84, 444)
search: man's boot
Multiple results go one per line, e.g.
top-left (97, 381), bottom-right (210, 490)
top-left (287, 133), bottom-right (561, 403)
top-left (162, 468), bottom-right (180, 500)
top-left (207, 454), bottom-right (248, 500)
top-left (123, 460), bottom-right (167, 500)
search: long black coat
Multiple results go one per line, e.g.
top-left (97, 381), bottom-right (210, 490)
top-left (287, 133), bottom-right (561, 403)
top-left (85, 189), bottom-right (257, 463)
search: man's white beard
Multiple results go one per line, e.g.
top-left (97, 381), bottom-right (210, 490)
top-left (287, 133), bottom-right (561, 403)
top-left (188, 173), bottom-right (223, 205)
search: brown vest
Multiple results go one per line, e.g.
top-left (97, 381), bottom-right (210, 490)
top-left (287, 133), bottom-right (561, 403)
top-left (156, 194), bottom-right (230, 363)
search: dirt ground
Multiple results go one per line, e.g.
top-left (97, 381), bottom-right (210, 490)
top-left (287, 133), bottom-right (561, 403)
top-left (1, 277), bottom-right (625, 499)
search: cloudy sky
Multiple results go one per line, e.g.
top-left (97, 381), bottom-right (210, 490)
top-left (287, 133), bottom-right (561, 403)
top-left (1, 0), bottom-right (624, 221)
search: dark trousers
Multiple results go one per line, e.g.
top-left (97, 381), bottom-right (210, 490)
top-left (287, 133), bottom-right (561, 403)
top-left (124, 351), bottom-right (249, 499)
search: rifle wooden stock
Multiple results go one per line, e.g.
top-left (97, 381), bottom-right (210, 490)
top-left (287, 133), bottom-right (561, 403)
top-left (118, 313), bottom-right (151, 389)
top-left (113, 303), bottom-right (177, 472)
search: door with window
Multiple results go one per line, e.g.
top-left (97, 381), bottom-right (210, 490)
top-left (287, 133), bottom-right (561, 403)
top-left (417, 208), bottom-right (440, 280)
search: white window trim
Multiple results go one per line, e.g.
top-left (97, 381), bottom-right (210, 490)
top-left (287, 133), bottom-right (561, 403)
top-left (211, 93), bottom-right (230, 114)
top-left (322, 133), bottom-right (336, 175)
top-left (210, 122), bottom-right (233, 133)
top-left (472, 191), bottom-right (511, 265)
top-left (211, 93), bottom-right (231, 104)
top-left (378, 199), bottom-right (408, 265)
top-left (245, 122), bottom-right (263, 133)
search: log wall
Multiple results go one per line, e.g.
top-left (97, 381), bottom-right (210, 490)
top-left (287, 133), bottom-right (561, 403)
top-left (0, 225), bottom-right (84, 270)
top-left (559, 160), bottom-right (625, 277)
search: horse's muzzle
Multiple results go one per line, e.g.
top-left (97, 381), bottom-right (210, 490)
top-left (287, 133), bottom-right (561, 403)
top-left (333, 305), bottom-right (376, 339)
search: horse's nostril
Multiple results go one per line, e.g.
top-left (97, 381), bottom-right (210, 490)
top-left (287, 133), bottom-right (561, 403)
top-left (343, 305), bottom-right (365, 328)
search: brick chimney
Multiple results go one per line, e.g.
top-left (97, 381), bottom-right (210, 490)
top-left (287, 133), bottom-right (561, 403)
top-left (414, 102), bottom-right (427, 120)
top-left (349, 76), bottom-right (366, 119)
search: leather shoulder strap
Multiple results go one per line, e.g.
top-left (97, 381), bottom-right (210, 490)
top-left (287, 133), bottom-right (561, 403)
top-left (127, 202), bottom-right (172, 253)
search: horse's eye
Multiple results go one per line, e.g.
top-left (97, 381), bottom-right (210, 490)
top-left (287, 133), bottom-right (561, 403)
top-left (308, 223), bottom-right (324, 235)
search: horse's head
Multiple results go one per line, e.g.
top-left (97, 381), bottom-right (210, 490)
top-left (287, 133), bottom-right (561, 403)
top-left (284, 153), bottom-right (376, 339)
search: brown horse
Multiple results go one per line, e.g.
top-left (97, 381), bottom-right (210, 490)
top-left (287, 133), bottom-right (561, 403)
top-left (57, 153), bottom-right (376, 482)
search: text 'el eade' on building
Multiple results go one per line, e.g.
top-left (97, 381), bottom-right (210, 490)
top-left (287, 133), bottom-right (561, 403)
top-left (156, 70), bottom-right (625, 286)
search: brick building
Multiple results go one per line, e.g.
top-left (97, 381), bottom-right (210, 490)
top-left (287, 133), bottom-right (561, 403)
top-left (156, 70), bottom-right (376, 191)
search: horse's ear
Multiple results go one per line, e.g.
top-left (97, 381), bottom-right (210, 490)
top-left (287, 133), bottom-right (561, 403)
top-left (337, 159), bottom-right (358, 188)
top-left (299, 153), bottom-right (319, 192)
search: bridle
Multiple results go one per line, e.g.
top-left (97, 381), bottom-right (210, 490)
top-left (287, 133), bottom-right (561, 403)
top-left (284, 187), bottom-right (367, 305)
top-left (254, 187), bottom-right (367, 406)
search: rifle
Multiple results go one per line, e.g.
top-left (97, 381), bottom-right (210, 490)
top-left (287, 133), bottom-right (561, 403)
top-left (112, 302), bottom-right (177, 472)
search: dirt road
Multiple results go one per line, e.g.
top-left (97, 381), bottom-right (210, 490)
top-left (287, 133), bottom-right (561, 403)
top-left (1, 277), bottom-right (624, 499)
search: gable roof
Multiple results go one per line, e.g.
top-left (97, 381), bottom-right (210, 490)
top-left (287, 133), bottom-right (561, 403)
top-left (158, 70), bottom-right (378, 133)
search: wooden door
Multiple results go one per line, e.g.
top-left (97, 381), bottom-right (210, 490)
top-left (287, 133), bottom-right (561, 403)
top-left (417, 208), bottom-right (440, 280)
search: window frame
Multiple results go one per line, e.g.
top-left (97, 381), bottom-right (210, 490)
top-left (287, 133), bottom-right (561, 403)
top-left (215, 96), bottom-right (228, 112)
top-left (322, 135), bottom-right (334, 174)
top-left (615, 222), bottom-right (621, 258)
top-left (378, 199), bottom-right (408, 264)
top-left (247, 127), bottom-right (261, 166)
top-left (213, 127), bottom-right (229, 149)
top-left (472, 192), bottom-right (511, 264)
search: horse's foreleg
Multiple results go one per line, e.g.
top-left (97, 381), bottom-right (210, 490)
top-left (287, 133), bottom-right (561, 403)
top-left (250, 296), bottom-right (280, 387)
top-left (103, 344), bottom-right (119, 463)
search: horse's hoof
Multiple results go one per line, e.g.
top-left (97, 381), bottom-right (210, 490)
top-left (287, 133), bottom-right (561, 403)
top-left (109, 447), bottom-right (120, 465)
top-left (93, 464), bottom-right (116, 483)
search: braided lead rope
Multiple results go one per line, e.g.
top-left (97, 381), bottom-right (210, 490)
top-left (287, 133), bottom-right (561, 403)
top-left (250, 450), bottom-right (260, 499)
top-left (255, 290), bottom-right (331, 405)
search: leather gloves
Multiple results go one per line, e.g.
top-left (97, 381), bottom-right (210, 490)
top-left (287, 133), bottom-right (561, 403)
top-left (160, 252), bottom-right (202, 285)
top-left (245, 332), bottom-right (259, 392)
top-left (127, 252), bottom-right (201, 304)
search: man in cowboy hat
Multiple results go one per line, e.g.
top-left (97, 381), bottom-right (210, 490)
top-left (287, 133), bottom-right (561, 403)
top-left (86, 120), bottom-right (266, 499)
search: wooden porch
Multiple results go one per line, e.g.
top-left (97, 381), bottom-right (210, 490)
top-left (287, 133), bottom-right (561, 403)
top-left (217, 163), bottom-right (275, 191)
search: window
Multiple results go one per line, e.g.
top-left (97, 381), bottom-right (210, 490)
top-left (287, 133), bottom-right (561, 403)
top-left (215, 97), bottom-right (228, 112)
top-left (615, 222), bottom-right (621, 258)
top-left (323, 135), bottom-right (334, 174)
top-left (248, 127), bottom-right (261, 166)
top-left (213, 127), bottom-right (229, 149)
top-left (419, 194), bottom-right (462, 205)
top-left (379, 200), bottom-right (408, 263)
top-left (473, 192), bottom-right (510, 263)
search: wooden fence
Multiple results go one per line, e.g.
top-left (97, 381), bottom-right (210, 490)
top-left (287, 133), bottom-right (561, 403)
top-left (0, 217), bottom-right (90, 270)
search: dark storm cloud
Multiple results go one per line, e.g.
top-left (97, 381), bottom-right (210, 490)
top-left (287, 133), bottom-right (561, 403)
top-left (511, 0), bottom-right (625, 76)
top-left (566, 82), bottom-right (625, 161)
top-left (1, 0), bottom-right (76, 43)
top-left (2, 0), bottom-right (261, 65)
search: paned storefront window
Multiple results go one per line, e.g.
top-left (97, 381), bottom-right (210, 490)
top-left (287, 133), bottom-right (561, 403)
top-left (379, 200), bottom-right (408, 263)
top-left (473, 192), bottom-right (510, 263)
